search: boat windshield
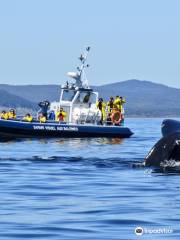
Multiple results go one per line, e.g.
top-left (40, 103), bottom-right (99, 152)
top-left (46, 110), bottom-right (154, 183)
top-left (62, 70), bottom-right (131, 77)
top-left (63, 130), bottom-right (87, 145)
top-left (75, 92), bottom-right (97, 104)
top-left (89, 92), bottom-right (97, 104)
top-left (62, 90), bottom-right (76, 101)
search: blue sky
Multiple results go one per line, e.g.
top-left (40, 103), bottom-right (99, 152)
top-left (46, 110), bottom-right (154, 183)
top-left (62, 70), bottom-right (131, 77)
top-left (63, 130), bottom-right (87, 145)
top-left (0, 0), bottom-right (180, 87)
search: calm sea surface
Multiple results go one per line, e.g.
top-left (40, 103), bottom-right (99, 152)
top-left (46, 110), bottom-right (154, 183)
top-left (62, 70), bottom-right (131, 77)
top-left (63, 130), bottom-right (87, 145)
top-left (0, 118), bottom-right (179, 240)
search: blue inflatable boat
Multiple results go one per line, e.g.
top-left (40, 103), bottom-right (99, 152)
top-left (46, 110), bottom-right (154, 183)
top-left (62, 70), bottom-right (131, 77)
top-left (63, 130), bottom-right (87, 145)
top-left (0, 47), bottom-right (134, 139)
top-left (0, 119), bottom-right (133, 139)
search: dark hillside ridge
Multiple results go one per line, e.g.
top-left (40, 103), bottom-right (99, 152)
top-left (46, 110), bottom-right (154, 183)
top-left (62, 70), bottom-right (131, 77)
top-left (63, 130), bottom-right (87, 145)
top-left (0, 80), bottom-right (180, 116)
top-left (0, 84), bottom-right (60, 103)
top-left (0, 89), bottom-right (36, 109)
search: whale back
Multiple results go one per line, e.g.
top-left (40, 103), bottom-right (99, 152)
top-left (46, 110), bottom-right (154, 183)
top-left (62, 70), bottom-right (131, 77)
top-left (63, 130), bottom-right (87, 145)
top-left (145, 132), bottom-right (180, 167)
top-left (162, 119), bottom-right (180, 137)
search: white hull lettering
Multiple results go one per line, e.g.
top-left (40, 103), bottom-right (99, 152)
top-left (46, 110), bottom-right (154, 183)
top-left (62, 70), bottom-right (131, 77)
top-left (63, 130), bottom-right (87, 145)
top-left (33, 126), bottom-right (45, 130)
top-left (45, 126), bottom-right (56, 131)
top-left (33, 125), bottom-right (78, 131)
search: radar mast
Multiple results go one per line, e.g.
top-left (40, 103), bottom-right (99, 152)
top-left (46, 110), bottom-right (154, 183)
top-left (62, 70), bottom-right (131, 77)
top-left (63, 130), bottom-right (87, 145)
top-left (67, 46), bottom-right (91, 89)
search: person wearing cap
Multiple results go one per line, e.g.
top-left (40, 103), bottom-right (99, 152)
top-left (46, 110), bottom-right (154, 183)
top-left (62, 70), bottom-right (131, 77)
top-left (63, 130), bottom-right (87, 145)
top-left (96, 98), bottom-right (106, 124)
top-left (8, 109), bottom-right (16, 119)
top-left (0, 110), bottom-right (9, 120)
top-left (56, 107), bottom-right (67, 122)
top-left (107, 96), bottom-right (115, 113)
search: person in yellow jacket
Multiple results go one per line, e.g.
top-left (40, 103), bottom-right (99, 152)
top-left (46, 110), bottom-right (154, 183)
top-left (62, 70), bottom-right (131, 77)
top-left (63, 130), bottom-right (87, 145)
top-left (0, 110), bottom-right (9, 120)
top-left (38, 113), bottom-right (47, 123)
top-left (22, 113), bottom-right (33, 122)
top-left (8, 109), bottom-right (16, 119)
top-left (56, 107), bottom-right (67, 122)
top-left (96, 98), bottom-right (106, 124)
top-left (114, 96), bottom-right (126, 112)
top-left (107, 96), bottom-right (115, 113)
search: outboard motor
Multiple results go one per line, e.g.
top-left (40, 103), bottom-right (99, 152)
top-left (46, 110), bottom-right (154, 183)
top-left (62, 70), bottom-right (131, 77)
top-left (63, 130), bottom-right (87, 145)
top-left (145, 119), bottom-right (180, 167)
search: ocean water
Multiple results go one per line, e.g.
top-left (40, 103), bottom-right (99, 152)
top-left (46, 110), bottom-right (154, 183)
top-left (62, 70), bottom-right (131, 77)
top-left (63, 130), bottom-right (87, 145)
top-left (0, 118), bottom-right (179, 240)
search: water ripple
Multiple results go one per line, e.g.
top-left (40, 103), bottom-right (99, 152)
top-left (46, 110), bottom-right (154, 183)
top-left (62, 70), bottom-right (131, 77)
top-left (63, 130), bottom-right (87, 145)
top-left (0, 119), bottom-right (179, 239)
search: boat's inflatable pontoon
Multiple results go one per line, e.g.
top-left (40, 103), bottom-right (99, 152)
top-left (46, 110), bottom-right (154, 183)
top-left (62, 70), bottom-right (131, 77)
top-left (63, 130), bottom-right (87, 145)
top-left (0, 119), bottom-right (133, 139)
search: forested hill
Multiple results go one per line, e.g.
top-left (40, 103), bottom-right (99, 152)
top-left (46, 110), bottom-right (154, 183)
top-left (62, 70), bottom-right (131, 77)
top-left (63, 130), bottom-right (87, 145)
top-left (0, 80), bottom-right (180, 117)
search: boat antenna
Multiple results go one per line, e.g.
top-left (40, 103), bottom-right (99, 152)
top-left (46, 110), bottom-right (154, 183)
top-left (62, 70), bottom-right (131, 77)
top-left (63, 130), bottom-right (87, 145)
top-left (67, 46), bottom-right (91, 88)
top-left (77, 46), bottom-right (90, 88)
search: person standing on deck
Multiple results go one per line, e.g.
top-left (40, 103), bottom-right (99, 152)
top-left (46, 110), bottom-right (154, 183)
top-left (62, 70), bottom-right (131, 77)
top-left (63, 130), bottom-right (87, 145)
top-left (96, 98), bottom-right (106, 125)
top-left (107, 96), bottom-right (115, 113)
top-left (38, 100), bottom-right (50, 119)
top-left (114, 96), bottom-right (126, 112)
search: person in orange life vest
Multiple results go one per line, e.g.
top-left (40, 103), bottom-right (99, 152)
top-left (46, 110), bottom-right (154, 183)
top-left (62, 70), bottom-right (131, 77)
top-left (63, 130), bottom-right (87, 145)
top-left (56, 107), bottom-right (67, 122)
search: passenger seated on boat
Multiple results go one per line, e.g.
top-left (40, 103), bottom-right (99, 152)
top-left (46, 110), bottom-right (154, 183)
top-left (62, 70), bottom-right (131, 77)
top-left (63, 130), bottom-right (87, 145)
top-left (56, 108), bottom-right (66, 122)
top-left (0, 110), bottom-right (9, 120)
top-left (8, 109), bottom-right (16, 119)
top-left (38, 113), bottom-right (47, 123)
top-left (96, 98), bottom-right (106, 125)
top-left (22, 113), bottom-right (33, 122)
top-left (48, 110), bottom-right (55, 121)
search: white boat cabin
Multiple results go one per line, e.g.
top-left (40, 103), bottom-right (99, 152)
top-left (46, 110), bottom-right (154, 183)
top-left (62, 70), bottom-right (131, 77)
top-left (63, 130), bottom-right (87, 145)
top-left (50, 47), bottom-right (101, 124)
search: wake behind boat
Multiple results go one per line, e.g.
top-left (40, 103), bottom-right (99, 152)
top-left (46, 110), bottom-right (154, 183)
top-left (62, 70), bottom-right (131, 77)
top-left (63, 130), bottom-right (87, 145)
top-left (0, 47), bottom-right (133, 139)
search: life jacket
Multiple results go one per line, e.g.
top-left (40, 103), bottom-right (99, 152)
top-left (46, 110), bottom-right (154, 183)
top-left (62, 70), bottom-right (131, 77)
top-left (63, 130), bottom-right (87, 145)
top-left (107, 100), bottom-right (114, 111)
top-left (113, 97), bottom-right (121, 110)
top-left (1, 113), bottom-right (9, 120)
top-left (23, 116), bottom-right (33, 122)
top-left (96, 101), bottom-right (106, 111)
top-left (98, 102), bottom-right (102, 111)
top-left (114, 98), bottom-right (126, 111)
top-left (56, 111), bottom-right (66, 121)
top-left (8, 112), bottom-right (16, 119)
top-left (96, 101), bottom-right (106, 121)
top-left (39, 116), bottom-right (46, 123)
